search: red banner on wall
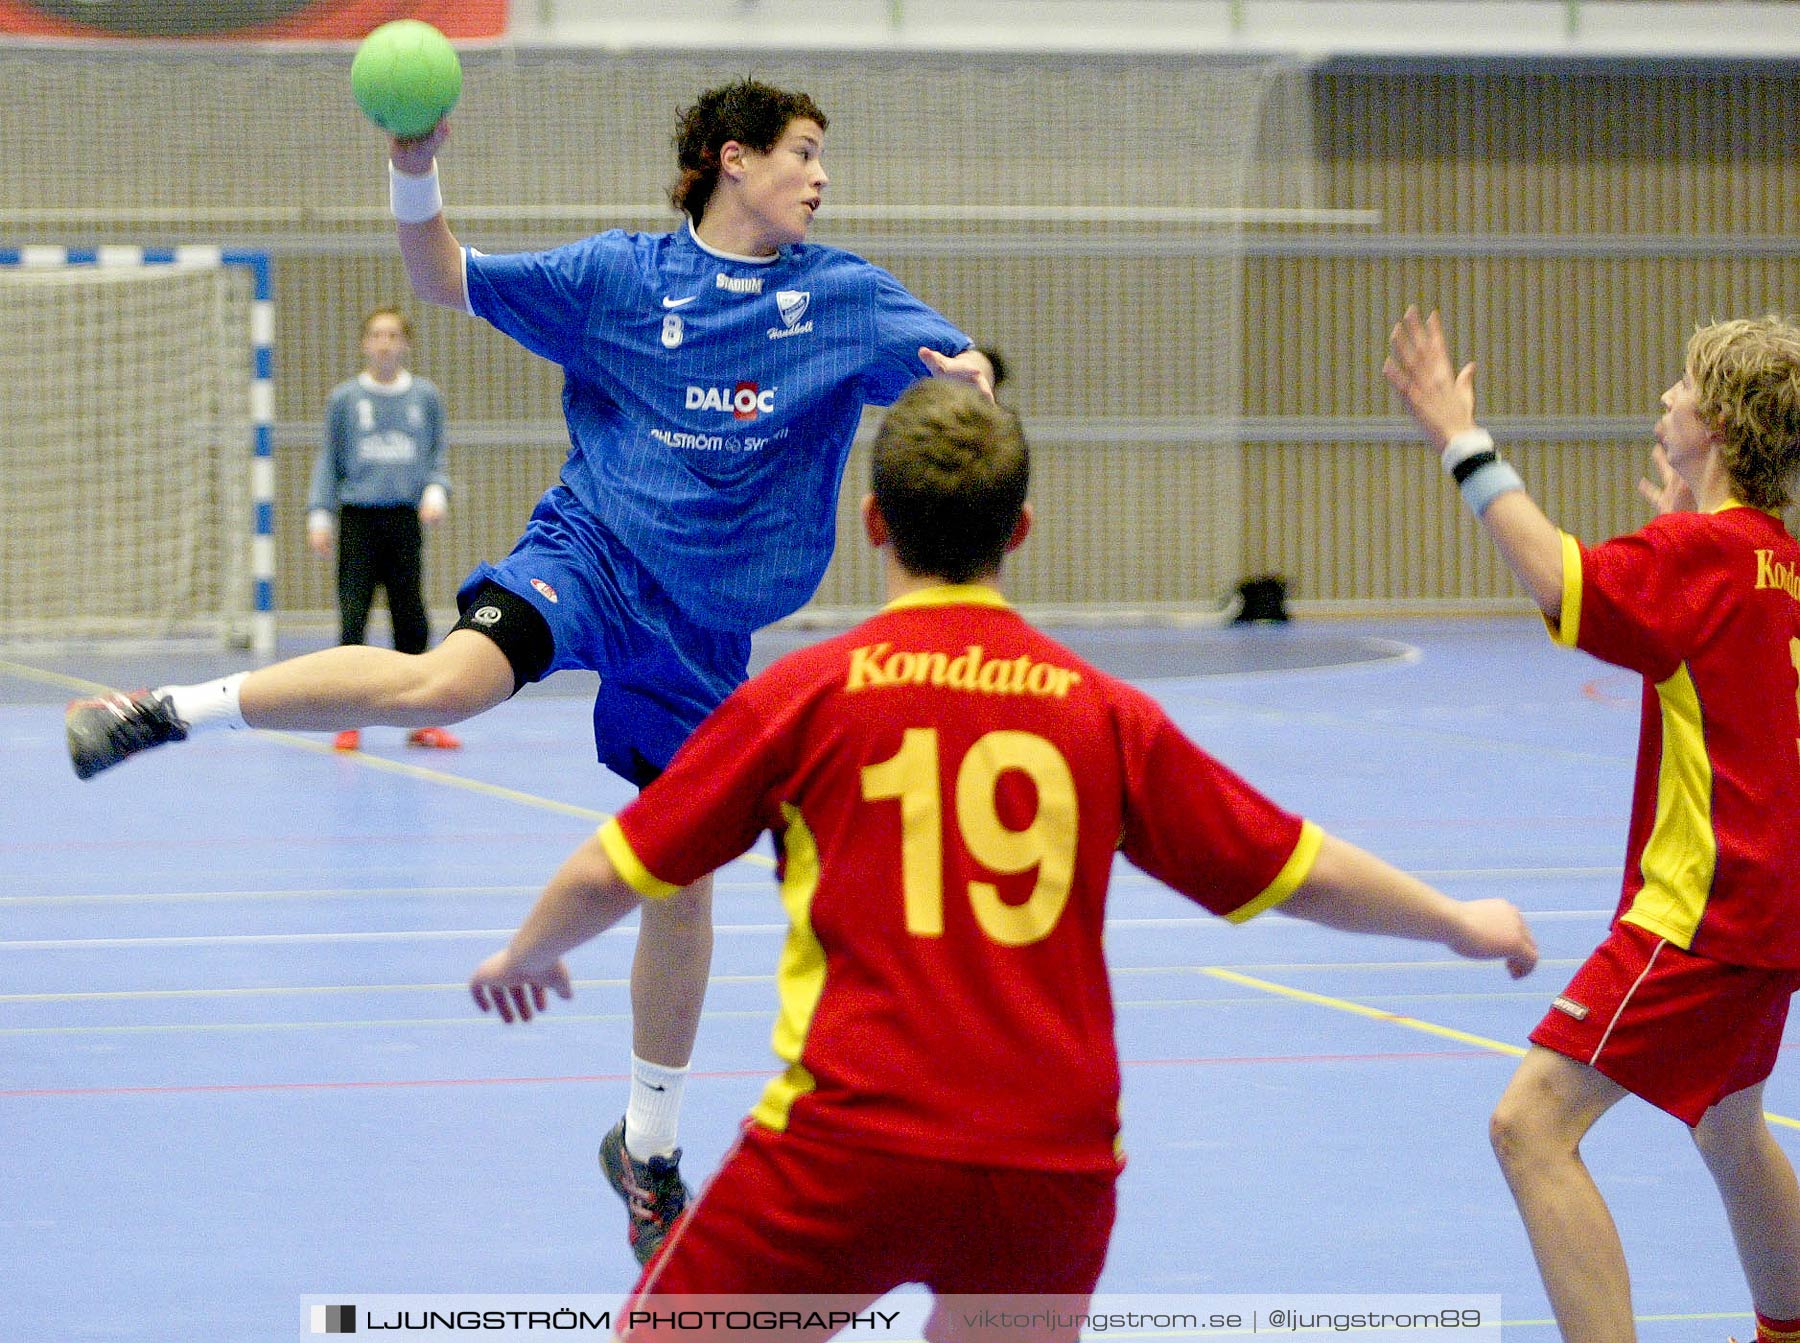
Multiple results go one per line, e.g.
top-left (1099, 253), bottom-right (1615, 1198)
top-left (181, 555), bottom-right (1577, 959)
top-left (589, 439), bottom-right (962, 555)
top-left (0, 0), bottom-right (506, 39)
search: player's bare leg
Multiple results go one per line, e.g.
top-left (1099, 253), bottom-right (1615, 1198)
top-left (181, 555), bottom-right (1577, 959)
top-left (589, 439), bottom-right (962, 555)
top-left (600, 874), bottom-right (714, 1263)
top-left (630, 874), bottom-right (715, 1078)
top-left (238, 628), bottom-right (513, 729)
top-left (68, 629), bottom-right (513, 778)
top-left (1489, 1046), bottom-right (1636, 1343)
top-left (1693, 1082), bottom-right (1800, 1327)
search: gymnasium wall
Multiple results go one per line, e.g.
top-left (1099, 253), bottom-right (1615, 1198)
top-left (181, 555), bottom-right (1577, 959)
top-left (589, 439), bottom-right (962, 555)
top-left (1246, 67), bottom-right (1800, 608)
top-left (2, 48), bottom-right (1796, 618)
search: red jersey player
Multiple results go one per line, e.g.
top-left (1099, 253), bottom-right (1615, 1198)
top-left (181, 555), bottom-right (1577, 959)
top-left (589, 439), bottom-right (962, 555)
top-left (1386, 307), bottom-right (1800, 1343)
top-left (470, 378), bottom-right (1537, 1341)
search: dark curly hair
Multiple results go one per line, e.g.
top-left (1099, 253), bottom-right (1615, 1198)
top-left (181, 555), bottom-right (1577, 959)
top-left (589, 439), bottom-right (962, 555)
top-left (670, 79), bottom-right (828, 222)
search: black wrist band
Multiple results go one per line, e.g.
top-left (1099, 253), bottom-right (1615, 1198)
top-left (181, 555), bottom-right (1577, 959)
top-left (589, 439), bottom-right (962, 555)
top-left (1451, 450), bottom-right (1499, 485)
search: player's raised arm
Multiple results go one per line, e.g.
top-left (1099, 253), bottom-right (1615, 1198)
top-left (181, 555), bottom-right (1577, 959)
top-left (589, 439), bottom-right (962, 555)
top-left (1384, 306), bottom-right (1565, 620)
top-left (386, 122), bottom-right (467, 311)
top-left (352, 23), bottom-right (467, 310)
top-left (1281, 831), bottom-right (1538, 979)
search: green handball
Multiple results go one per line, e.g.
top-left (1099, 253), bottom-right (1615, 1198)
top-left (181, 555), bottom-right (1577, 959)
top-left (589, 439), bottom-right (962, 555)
top-left (351, 19), bottom-right (462, 140)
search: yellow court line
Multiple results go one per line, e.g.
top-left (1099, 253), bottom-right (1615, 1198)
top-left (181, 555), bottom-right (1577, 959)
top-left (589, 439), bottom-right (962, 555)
top-left (1200, 966), bottom-right (1528, 1057)
top-left (0, 658), bottom-right (115, 696)
top-left (225, 730), bottom-right (773, 872)
top-left (1, 656), bottom-right (779, 865)
top-left (1201, 966), bottom-right (1800, 1132)
top-left (263, 729), bottom-right (616, 823)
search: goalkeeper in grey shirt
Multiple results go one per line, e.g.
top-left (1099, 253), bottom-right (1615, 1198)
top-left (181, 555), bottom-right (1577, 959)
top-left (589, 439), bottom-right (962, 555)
top-left (307, 306), bottom-right (459, 752)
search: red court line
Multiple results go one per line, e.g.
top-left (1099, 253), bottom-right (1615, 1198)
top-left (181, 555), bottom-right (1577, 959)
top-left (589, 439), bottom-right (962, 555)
top-left (0, 1049), bottom-right (1499, 1098)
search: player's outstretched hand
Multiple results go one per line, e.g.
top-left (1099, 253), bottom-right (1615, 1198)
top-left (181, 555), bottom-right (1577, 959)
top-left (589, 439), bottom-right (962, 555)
top-left (919, 346), bottom-right (996, 403)
top-left (470, 948), bottom-right (573, 1023)
top-left (1449, 898), bottom-right (1538, 980)
top-left (388, 118), bottom-right (450, 177)
top-left (1384, 306), bottom-right (1478, 453)
top-left (1636, 442), bottom-right (1695, 515)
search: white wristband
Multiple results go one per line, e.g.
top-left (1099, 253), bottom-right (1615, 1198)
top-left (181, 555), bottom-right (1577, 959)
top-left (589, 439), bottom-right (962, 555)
top-left (307, 508), bottom-right (334, 536)
top-left (1458, 460), bottom-right (1526, 517)
top-left (1440, 427), bottom-right (1495, 474)
top-left (388, 160), bottom-right (443, 225)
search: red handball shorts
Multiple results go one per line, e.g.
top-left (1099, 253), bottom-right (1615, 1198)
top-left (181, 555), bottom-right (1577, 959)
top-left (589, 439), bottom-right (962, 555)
top-left (1530, 920), bottom-right (1800, 1125)
top-left (621, 1120), bottom-right (1118, 1343)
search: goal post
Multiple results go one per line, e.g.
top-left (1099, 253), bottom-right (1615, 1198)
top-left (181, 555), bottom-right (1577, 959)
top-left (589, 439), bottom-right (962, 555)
top-left (0, 246), bottom-right (274, 657)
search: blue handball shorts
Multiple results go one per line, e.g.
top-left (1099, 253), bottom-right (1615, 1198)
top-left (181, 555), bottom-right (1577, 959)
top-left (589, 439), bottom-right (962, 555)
top-left (458, 486), bottom-right (753, 787)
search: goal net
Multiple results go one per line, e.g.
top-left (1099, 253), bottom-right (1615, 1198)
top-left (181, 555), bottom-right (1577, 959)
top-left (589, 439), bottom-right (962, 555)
top-left (0, 256), bottom-right (258, 647)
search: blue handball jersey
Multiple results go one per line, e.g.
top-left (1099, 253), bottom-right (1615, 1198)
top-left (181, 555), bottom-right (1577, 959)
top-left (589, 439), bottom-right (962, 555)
top-left (463, 222), bottom-right (971, 631)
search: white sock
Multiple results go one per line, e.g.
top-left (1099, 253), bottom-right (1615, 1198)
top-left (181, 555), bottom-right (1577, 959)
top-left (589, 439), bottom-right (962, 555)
top-left (623, 1053), bottom-right (687, 1160)
top-left (157, 672), bottom-right (249, 735)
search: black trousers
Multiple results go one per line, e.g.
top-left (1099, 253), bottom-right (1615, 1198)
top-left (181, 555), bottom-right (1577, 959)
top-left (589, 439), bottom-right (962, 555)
top-left (337, 504), bottom-right (429, 655)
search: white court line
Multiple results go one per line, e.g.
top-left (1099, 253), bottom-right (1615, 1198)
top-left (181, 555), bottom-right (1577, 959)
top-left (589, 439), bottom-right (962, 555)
top-left (0, 885), bottom-right (541, 907)
top-left (1406, 867), bottom-right (1615, 880)
top-left (0, 928), bottom-right (562, 950)
top-left (0, 911), bottom-right (1614, 951)
top-left (0, 1010), bottom-right (716, 1037)
top-left (1176, 694), bottom-right (1633, 768)
top-left (1, 868), bottom-right (1618, 907)
top-left (0, 874), bottom-right (777, 907)
top-left (0, 960), bottom-right (1588, 1004)
top-left (0, 977), bottom-right (694, 1003)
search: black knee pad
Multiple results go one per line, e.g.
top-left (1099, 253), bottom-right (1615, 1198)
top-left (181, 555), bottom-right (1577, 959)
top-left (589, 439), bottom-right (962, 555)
top-left (453, 582), bottom-right (556, 695)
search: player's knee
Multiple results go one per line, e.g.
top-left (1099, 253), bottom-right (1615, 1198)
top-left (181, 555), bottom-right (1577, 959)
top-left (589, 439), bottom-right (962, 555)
top-left (451, 582), bottom-right (555, 696)
top-left (1689, 1120), bottom-right (1731, 1173)
top-left (421, 656), bottom-right (509, 720)
top-left (1489, 1086), bottom-right (1557, 1169)
top-left (1691, 1105), bottom-right (1763, 1174)
top-left (1488, 1098), bottom-right (1528, 1168)
top-left (379, 637), bottom-right (510, 722)
top-left (641, 885), bottom-right (715, 940)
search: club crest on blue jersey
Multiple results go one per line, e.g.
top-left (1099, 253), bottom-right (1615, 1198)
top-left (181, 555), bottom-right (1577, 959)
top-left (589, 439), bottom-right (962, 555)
top-left (777, 290), bottom-right (810, 326)
top-left (769, 289), bottom-right (815, 341)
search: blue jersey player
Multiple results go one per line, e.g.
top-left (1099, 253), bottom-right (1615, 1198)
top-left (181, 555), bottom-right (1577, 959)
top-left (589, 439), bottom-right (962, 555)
top-left (65, 78), bottom-right (994, 1266)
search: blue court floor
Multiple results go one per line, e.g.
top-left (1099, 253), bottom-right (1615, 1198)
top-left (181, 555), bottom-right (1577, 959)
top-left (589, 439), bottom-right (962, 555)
top-left (2, 616), bottom-right (1791, 1341)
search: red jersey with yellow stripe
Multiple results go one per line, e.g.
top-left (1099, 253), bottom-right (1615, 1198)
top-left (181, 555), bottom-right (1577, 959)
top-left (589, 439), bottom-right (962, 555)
top-left (1551, 504), bottom-right (1800, 968)
top-left (602, 586), bottom-right (1317, 1172)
